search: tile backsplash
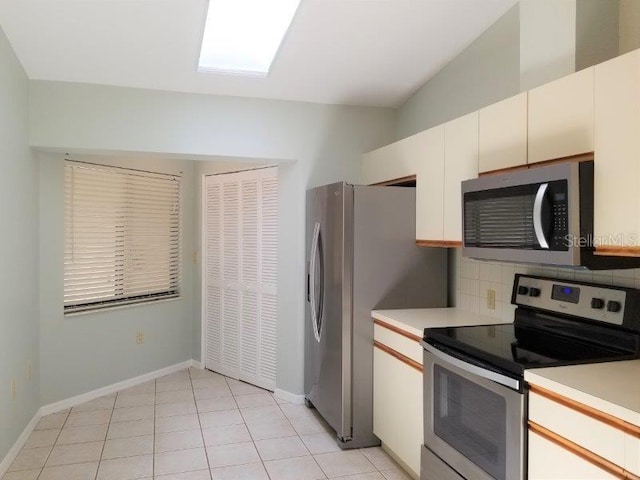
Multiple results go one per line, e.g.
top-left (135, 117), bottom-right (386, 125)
top-left (452, 249), bottom-right (640, 321)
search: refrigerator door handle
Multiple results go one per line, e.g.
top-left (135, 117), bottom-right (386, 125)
top-left (309, 222), bottom-right (323, 342)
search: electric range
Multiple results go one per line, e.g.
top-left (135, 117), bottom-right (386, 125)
top-left (420, 274), bottom-right (640, 480)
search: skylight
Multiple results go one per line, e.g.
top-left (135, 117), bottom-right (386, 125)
top-left (198, 0), bottom-right (302, 76)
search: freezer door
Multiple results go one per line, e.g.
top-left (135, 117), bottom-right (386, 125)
top-left (304, 182), bottom-right (353, 441)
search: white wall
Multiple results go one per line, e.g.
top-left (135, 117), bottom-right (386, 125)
top-left (29, 81), bottom-right (396, 395)
top-left (0, 26), bottom-right (40, 460)
top-left (519, 0), bottom-right (577, 91)
top-left (395, 4), bottom-right (520, 140)
top-left (38, 154), bottom-right (195, 404)
top-left (575, 0), bottom-right (620, 71)
top-left (620, 0), bottom-right (640, 54)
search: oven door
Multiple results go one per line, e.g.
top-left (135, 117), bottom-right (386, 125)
top-left (423, 344), bottom-right (526, 480)
top-left (461, 160), bottom-right (583, 266)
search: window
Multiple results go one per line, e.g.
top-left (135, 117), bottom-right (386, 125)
top-left (64, 161), bottom-right (181, 313)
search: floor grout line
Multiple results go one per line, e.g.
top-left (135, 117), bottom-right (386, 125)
top-left (33, 408), bottom-right (71, 480)
top-left (189, 367), bottom-right (213, 480)
top-left (151, 378), bottom-right (157, 480)
top-left (4, 369), bottom-right (409, 480)
top-left (95, 393), bottom-right (116, 480)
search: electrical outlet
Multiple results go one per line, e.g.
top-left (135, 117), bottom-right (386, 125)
top-left (26, 363), bottom-right (32, 381)
top-left (136, 330), bottom-right (144, 345)
top-left (10, 378), bottom-right (16, 400)
top-left (487, 289), bottom-right (496, 310)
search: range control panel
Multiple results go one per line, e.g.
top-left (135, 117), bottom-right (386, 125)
top-left (512, 274), bottom-right (626, 326)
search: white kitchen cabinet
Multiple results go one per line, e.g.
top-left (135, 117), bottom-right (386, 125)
top-left (443, 112), bottom-right (479, 242)
top-left (529, 391), bottom-right (626, 467)
top-left (528, 67), bottom-right (594, 164)
top-left (373, 322), bottom-right (423, 478)
top-left (594, 49), bottom-right (640, 253)
top-left (527, 380), bottom-right (640, 480)
top-left (478, 93), bottom-right (528, 173)
top-left (626, 432), bottom-right (640, 477)
top-left (415, 125), bottom-right (445, 242)
top-left (373, 346), bottom-right (397, 452)
top-left (528, 431), bottom-right (618, 480)
top-left (362, 129), bottom-right (436, 186)
top-left (395, 363), bottom-right (423, 478)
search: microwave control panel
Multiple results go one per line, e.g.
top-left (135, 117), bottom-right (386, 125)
top-left (513, 274), bottom-right (626, 326)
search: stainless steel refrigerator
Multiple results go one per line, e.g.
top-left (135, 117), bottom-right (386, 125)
top-left (304, 182), bottom-right (447, 449)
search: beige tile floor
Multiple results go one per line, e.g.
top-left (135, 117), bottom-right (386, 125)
top-left (2, 368), bottom-right (412, 480)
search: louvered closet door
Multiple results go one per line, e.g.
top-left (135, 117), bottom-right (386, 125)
top-left (204, 168), bottom-right (278, 390)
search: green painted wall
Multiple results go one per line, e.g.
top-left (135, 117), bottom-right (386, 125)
top-left (29, 81), bottom-right (396, 397)
top-left (0, 25), bottom-right (40, 460)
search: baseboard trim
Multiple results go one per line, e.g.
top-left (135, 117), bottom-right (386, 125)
top-left (40, 359), bottom-right (194, 416)
top-left (0, 359), bottom-right (200, 477)
top-left (0, 411), bottom-right (41, 478)
top-left (273, 388), bottom-right (305, 405)
top-left (191, 360), bottom-right (203, 370)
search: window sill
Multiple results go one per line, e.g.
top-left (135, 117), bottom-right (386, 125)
top-left (64, 295), bottom-right (182, 317)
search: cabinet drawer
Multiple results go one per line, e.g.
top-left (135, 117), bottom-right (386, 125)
top-left (626, 432), bottom-right (640, 477)
top-left (529, 391), bottom-right (626, 468)
top-left (373, 321), bottom-right (423, 364)
top-left (529, 430), bottom-right (619, 480)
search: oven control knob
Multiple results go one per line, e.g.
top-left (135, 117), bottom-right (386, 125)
top-left (529, 287), bottom-right (541, 297)
top-left (606, 301), bottom-right (622, 313)
top-left (590, 298), bottom-right (605, 309)
top-left (517, 286), bottom-right (529, 295)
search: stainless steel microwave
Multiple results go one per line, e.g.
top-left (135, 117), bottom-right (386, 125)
top-left (461, 160), bottom-right (639, 269)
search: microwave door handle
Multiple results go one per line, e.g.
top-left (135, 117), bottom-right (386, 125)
top-left (423, 342), bottom-right (521, 391)
top-left (533, 183), bottom-right (550, 249)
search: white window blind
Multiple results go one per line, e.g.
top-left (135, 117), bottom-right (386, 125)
top-left (64, 160), bottom-right (182, 313)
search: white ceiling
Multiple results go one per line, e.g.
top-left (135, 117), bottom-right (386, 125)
top-left (0, 0), bottom-right (518, 107)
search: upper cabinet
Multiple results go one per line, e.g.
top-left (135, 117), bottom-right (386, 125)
top-left (528, 67), bottom-right (594, 164)
top-left (443, 112), bottom-right (479, 243)
top-left (416, 126), bottom-right (445, 242)
top-left (362, 130), bottom-right (430, 185)
top-left (593, 50), bottom-right (640, 253)
top-left (478, 93), bottom-right (528, 173)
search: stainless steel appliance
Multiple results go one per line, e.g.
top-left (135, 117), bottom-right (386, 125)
top-left (305, 182), bottom-right (447, 449)
top-left (461, 160), bottom-right (640, 269)
top-left (421, 274), bottom-right (640, 480)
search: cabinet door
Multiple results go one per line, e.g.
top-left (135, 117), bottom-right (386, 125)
top-left (528, 67), bottom-right (594, 164)
top-left (444, 112), bottom-right (478, 242)
top-left (594, 50), bottom-right (640, 251)
top-left (416, 125), bottom-right (445, 241)
top-left (626, 432), bottom-right (640, 477)
top-left (373, 346), bottom-right (398, 450)
top-left (478, 93), bottom-right (528, 173)
top-left (395, 363), bottom-right (423, 478)
top-left (362, 129), bottom-right (431, 185)
top-left (528, 431), bottom-right (618, 480)
top-left (529, 392), bottom-right (626, 468)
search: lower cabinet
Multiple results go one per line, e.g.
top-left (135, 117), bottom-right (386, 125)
top-left (528, 384), bottom-right (640, 480)
top-left (373, 330), bottom-right (423, 478)
top-left (528, 431), bottom-right (618, 480)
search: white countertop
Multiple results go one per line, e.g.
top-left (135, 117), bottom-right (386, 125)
top-left (371, 307), bottom-right (512, 338)
top-left (525, 360), bottom-right (640, 426)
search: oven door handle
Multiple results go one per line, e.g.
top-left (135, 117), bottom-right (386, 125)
top-left (422, 342), bottom-right (521, 391)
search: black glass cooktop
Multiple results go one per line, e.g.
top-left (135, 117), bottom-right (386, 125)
top-left (424, 309), bottom-right (640, 377)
